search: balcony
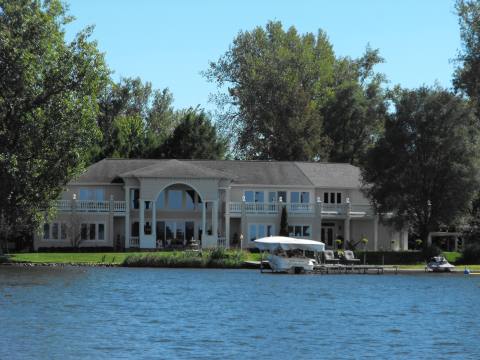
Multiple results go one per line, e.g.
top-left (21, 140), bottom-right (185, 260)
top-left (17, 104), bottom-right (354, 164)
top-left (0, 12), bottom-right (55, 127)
top-left (229, 202), bottom-right (374, 218)
top-left (55, 200), bottom-right (126, 213)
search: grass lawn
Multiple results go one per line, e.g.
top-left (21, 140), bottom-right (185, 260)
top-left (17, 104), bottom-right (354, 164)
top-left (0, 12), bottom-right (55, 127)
top-left (7, 250), bottom-right (262, 265)
top-left (8, 252), bottom-right (135, 265)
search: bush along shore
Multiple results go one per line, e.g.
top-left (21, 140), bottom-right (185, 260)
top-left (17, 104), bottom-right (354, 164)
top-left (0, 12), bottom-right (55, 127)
top-left (122, 249), bottom-right (249, 268)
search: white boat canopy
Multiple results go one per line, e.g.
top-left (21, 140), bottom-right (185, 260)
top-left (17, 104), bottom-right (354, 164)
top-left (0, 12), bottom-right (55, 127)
top-left (254, 236), bottom-right (325, 252)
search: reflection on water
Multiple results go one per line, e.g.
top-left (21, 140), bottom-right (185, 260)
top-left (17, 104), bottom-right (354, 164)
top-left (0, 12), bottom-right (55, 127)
top-left (1, 266), bottom-right (480, 359)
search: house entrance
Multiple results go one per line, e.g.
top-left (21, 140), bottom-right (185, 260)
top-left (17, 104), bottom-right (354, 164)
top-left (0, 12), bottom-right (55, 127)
top-left (321, 223), bottom-right (336, 247)
top-left (156, 221), bottom-right (195, 248)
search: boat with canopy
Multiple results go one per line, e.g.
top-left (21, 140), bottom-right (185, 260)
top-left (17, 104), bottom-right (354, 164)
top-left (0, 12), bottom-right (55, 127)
top-left (254, 236), bottom-right (325, 273)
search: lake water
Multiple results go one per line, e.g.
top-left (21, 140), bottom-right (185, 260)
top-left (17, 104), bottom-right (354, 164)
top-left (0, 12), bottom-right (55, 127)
top-left (1, 267), bottom-right (479, 360)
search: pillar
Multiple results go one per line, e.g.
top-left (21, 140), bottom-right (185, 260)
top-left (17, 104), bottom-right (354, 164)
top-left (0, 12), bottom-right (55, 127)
top-left (225, 188), bottom-right (231, 249)
top-left (139, 198), bottom-right (145, 246)
top-left (373, 215), bottom-right (379, 251)
top-left (109, 195), bottom-right (114, 248)
top-left (151, 199), bottom-right (156, 247)
top-left (213, 200), bottom-right (219, 242)
top-left (124, 187), bottom-right (130, 249)
top-left (314, 198), bottom-right (322, 242)
top-left (201, 201), bottom-right (206, 243)
top-left (344, 198), bottom-right (351, 249)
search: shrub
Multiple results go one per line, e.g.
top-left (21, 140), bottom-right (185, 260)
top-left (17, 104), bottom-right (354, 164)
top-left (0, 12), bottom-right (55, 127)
top-left (458, 243), bottom-right (480, 264)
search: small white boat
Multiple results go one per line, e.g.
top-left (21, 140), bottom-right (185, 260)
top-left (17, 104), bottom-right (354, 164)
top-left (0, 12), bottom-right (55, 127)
top-left (426, 256), bottom-right (455, 272)
top-left (254, 236), bottom-right (325, 273)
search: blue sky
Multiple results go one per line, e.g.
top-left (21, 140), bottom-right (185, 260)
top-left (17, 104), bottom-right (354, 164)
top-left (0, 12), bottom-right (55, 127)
top-left (65, 0), bottom-right (461, 111)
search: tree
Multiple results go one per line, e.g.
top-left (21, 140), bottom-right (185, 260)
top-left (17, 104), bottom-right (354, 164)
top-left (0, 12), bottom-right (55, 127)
top-left (454, 0), bottom-right (480, 113)
top-left (361, 86), bottom-right (479, 244)
top-left (322, 47), bottom-right (387, 165)
top-left (91, 77), bottom-right (154, 161)
top-left (146, 88), bottom-right (179, 145)
top-left (279, 206), bottom-right (289, 236)
top-left (0, 0), bottom-right (108, 239)
top-left (205, 21), bottom-right (335, 160)
top-left (150, 109), bottom-right (226, 159)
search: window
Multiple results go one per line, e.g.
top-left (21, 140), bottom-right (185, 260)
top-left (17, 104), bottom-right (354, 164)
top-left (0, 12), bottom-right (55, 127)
top-left (248, 223), bottom-right (275, 241)
top-left (323, 192), bottom-right (342, 204)
top-left (278, 191), bottom-right (287, 203)
top-left (156, 191), bottom-right (165, 209)
top-left (98, 224), bottom-right (105, 240)
top-left (131, 222), bottom-right (139, 237)
top-left (43, 223), bottom-right (50, 240)
top-left (291, 192), bottom-right (300, 203)
top-left (268, 192), bottom-right (276, 203)
top-left (301, 192), bottom-right (310, 203)
top-left (61, 223), bottom-right (67, 240)
top-left (244, 191), bottom-right (254, 202)
top-left (144, 221), bottom-right (152, 235)
top-left (244, 191), bottom-right (264, 203)
top-left (89, 224), bottom-right (96, 240)
top-left (288, 224), bottom-right (311, 238)
top-left (81, 224), bottom-right (88, 241)
top-left (130, 189), bottom-right (140, 209)
top-left (79, 188), bottom-right (105, 201)
top-left (186, 190), bottom-right (195, 210)
top-left (144, 201), bottom-right (151, 210)
top-left (168, 190), bottom-right (182, 209)
top-left (51, 223), bottom-right (59, 240)
top-left (176, 221), bottom-right (185, 240)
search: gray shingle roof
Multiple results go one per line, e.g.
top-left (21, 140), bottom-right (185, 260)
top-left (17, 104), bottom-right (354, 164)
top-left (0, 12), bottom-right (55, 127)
top-left (75, 158), bottom-right (361, 188)
top-left (295, 162), bottom-right (362, 188)
top-left (119, 159), bottom-right (235, 179)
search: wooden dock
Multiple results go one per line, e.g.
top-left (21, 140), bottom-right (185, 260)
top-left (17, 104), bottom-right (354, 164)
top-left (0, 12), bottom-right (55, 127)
top-left (313, 264), bottom-right (397, 275)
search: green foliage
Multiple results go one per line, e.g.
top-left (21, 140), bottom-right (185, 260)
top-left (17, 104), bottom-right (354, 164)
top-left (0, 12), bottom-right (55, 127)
top-left (458, 243), bottom-right (480, 264)
top-left (205, 21), bottom-right (335, 160)
top-left (0, 0), bottom-right (108, 233)
top-left (322, 47), bottom-right (387, 165)
top-left (122, 250), bottom-right (247, 268)
top-left (279, 206), bottom-right (288, 236)
top-left (205, 21), bottom-right (386, 162)
top-left (150, 108), bottom-right (226, 159)
top-left (454, 0), bottom-right (480, 114)
top-left (362, 86), bottom-right (479, 243)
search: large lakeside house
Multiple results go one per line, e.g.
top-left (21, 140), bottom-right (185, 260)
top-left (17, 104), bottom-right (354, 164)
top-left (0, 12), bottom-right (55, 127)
top-left (34, 159), bottom-right (409, 251)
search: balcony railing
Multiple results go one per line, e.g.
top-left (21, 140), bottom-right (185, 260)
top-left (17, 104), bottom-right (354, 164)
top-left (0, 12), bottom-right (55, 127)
top-left (217, 237), bottom-right (227, 248)
top-left (229, 202), bottom-right (374, 217)
top-left (130, 236), bottom-right (140, 247)
top-left (55, 200), bottom-right (126, 213)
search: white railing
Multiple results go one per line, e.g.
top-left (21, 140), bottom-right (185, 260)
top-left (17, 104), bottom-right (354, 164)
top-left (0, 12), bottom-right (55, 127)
top-left (76, 200), bottom-right (110, 212)
top-left (56, 200), bottom-right (71, 210)
top-left (229, 201), bottom-right (373, 218)
top-left (217, 237), bottom-right (227, 248)
top-left (286, 203), bottom-right (314, 214)
top-left (130, 237), bottom-right (139, 247)
top-left (55, 200), bottom-right (126, 213)
top-left (229, 202), bottom-right (242, 213)
top-left (321, 203), bottom-right (346, 215)
top-left (350, 204), bottom-right (374, 217)
top-left (114, 201), bottom-right (126, 212)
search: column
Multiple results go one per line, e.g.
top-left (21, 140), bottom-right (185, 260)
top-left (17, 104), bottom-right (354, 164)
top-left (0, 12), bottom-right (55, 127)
top-left (225, 188), bottom-right (231, 249)
top-left (373, 215), bottom-right (378, 251)
top-left (151, 199), bottom-right (156, 247)
top-left (241, 198), bottom-right (247, 250)
top-left (109, 195), bottom-right (114, 248)
top-left (314, 198), bottom-right (322, 241)
top-left (124, 187), bottom-right (130, 249)
top-left (344, 198), bottom-right (351, 249)
top-left (213, 200), bottom-right (219, 245)
top-left (139, 198), bottom-right (145, 246)
top-left (201, 201), bottom-right (206, 245)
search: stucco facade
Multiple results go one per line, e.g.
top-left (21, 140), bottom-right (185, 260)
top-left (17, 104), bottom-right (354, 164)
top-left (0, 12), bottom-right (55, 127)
top-left (34, 159), bottom-right (408, 251)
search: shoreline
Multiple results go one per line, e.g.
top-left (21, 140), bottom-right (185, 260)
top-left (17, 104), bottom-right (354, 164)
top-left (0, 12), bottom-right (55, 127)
top-left (1, 262), bottom-right (477, 274)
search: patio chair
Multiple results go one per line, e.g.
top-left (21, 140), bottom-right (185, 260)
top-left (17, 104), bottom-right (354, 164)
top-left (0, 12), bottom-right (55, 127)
top-left (342, 250), bottom-right (361, 265)
top-left (323, 250), bottom-right (340, 264)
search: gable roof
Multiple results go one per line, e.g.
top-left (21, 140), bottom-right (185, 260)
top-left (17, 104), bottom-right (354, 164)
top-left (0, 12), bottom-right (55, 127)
top-left (75, 158), bottom-right (362, 188)
top-left (119, 159), bottom-right (234, 179)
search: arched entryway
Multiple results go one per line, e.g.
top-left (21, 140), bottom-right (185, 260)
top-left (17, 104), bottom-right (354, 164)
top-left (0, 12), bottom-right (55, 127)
top-left (153, 183), bottom-right (207, 249)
